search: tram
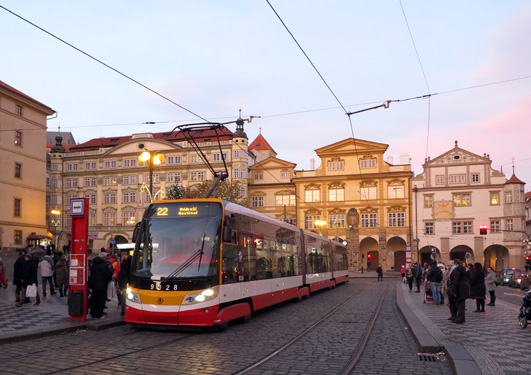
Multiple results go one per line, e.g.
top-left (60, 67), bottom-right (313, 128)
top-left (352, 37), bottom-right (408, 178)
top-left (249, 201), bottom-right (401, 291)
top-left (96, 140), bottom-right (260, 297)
top-left (125, 198), bottom-right (349, 328)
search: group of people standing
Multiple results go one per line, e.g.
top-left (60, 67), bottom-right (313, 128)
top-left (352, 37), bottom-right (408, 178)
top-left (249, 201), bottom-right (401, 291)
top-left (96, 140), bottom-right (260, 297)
top-left (12, 248), bottom-right (69, 307)
top-left (402, 259), bottom-right (498, 324)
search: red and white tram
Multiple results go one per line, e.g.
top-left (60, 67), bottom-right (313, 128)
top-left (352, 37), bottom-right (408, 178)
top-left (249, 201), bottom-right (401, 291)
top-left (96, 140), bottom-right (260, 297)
top-left (125, 198), bottom-right (349, 328)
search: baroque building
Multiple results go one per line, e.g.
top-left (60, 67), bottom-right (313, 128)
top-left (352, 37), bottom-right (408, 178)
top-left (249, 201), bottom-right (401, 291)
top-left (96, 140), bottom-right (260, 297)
top-left (0, 80), bottom-right (55, 251)
top-left (412, 141), bottom-right (527, 271)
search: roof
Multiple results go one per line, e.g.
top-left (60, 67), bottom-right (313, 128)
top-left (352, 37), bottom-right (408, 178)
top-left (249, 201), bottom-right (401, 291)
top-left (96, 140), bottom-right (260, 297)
top-left (249, 134), bottom-right (277, 154)
top-left (506, 174), bottom-right (525, 185)
top-left (69, 126), bottom-right (234, 152)
top-left (0, 80), bottom-right (55, 113)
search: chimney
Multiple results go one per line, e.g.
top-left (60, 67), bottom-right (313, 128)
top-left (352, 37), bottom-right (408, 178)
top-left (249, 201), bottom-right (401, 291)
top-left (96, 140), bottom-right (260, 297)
top-left (310, 158), bottom-right (315, 170)
top-left (399, 153), bottom-right (410, 165)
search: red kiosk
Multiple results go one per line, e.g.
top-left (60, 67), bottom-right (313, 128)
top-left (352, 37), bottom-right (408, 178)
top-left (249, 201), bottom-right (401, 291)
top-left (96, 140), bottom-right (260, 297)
top-left (68, 198), bottom-right (89, 321)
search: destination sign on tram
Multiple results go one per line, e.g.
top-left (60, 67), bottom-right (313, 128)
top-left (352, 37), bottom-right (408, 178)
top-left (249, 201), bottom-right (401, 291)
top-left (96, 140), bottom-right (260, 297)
top-left (151, 202), bottom-right (221, 218)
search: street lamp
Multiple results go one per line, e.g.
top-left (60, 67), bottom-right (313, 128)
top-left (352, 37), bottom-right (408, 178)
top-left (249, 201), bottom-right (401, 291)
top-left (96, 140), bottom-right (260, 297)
top-left (314, 220), bottom-right (327, 236)
top-left (138, 149), bottom-right (165, 202)
top-left (51, 209), bottom-right (61, 248)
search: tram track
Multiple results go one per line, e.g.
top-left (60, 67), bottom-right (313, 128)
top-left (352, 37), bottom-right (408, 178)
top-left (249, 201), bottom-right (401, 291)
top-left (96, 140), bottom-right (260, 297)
top-left (234, 282), bottom-right (389, 375)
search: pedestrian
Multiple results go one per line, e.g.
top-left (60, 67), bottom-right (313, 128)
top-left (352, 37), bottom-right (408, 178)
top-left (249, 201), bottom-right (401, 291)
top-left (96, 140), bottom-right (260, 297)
top-left (39, 250), bottom-right (56, 297)
top-left (470, 262), bottom-right (486, 312)
top-left (89, 252), bottom-right (113, 319)
top-left (117, 255), bottom-right (132, 316)
top-left (13, 249), bottom-right (27, 303)
top-left (486, 267), bottom-right (496, 306)
top-left (406, 265), bottom-right (415, 292)
top-left (109, 253), bottom-right (120, 303)
top-left (376, 264), bottom-right (383, 281)
top-left (400, 265), bottom-right (406, 283)
top-left (15, 253), bottom-right (41, 307)
top-left (447, 259), bottom-right (469, 324)
top-left (54, 252), bottom-right (69, 297)
top-left (427, 261), bottom-right (443, 305)
top-left (0, 262), bottom-right (8, 291)
top-left (413, 262), bottom-right (423, 292)
top-left (0, 256), bottom-right (5, 278)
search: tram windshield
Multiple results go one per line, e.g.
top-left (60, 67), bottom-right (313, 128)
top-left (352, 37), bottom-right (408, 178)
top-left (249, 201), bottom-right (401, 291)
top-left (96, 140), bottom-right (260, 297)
top-left (131, 201), bottom-right (223, 280)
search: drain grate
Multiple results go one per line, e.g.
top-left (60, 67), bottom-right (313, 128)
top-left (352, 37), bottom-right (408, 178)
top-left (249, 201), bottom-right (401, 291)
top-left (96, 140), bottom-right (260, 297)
top-left (417, 352), bottom-right (446, 362)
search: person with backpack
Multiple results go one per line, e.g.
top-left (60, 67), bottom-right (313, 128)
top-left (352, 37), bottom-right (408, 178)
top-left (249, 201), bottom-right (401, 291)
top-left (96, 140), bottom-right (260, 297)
top-left (427, 261), bottom-right (443, 305)
top-left (413, 262), bottom-right (423, 292)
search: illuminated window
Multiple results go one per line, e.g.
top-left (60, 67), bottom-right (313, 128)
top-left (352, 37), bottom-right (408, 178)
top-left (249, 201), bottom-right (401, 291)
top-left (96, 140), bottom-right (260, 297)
top-left (103, 211), bottom-right (116, 226)
top-left (453, 193), bottom-right (471, 206)
top-left (388, 185), bottom-right (404, 199)
top-left (329, 188), bottom-right (344, 201)
top-left (424, 195), bottom-right (433, 208)
top-left (361, 186), bottom-right (377, 200)
top-left (190, 153), bottom-right (201, 163)
top-left (276, 195), bottom-right (295, 206)
top-left (328, 215), bottom-right (345, 228)
top-left (103, 176), bottom-right (117, 186)
top-left (305, 215), bottom-right (321, 229)
top-left (490, 192), bottom-right (500, 205)
top-left (305, 189), bottom-right (320, 202)
top-left (123, 211), bottom-right (136, 225)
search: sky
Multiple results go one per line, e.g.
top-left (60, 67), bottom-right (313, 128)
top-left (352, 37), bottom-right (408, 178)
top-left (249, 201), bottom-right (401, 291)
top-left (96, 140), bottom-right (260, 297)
top-left (1, 1), bottom-right (530, 189)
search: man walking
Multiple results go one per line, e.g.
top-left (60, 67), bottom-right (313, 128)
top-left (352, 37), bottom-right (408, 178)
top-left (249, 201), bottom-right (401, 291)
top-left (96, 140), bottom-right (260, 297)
top-left (89, 252), bottom-right (113, 319)
top-left (413, 262), bottom-right (423, 292)
top-left (447, 259), bottom-right (469, 324)
top-left (39, 250), bottom-right (56, 297)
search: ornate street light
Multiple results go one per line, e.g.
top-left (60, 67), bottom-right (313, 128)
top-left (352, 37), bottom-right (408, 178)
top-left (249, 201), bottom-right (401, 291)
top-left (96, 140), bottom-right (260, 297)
top-left (138, 149), bottom-right (165, 202)
top-left (314, 220), bottom-right (327, 236)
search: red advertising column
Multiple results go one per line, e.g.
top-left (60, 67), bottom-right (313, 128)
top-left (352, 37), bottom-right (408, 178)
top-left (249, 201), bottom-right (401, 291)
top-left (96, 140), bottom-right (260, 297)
top-left (69, 198), bottom-right (89, 321)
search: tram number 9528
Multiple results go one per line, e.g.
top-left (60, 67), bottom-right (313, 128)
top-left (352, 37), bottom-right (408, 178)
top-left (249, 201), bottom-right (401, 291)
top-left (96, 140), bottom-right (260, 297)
top-left (150, 282), bottom-right (178, 291)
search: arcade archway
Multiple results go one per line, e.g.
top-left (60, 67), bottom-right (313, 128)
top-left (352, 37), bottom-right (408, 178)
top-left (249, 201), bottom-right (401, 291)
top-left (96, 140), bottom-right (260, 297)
top-left (419, 246), bottom-right (441, 266)
top-left (484, 244), bottom-right (509, 272)
top-left (387, 236), bottom-right (407, 270)
top-left (450, 245), bottom-right (474, 264)
top-left (360, 237), bottom-right (379, 271)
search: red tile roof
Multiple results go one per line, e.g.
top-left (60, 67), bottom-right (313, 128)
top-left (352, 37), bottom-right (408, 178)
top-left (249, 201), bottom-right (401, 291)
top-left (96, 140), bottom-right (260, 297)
top-left (0, 80), bottom-right (54, 112)
top-left (506, 174), bottom-right (525, 184)
top-left (249, 134), bottom-right (276, 154)
top-left (69, 126), bottom-right (234, 152)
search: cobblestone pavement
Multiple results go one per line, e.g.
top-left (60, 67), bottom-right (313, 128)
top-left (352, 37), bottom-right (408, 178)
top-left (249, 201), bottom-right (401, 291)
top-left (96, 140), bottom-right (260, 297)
top-left (402, 282), bottom-right (531, 375)
top-left (0, 279), bottom-right (454, 375)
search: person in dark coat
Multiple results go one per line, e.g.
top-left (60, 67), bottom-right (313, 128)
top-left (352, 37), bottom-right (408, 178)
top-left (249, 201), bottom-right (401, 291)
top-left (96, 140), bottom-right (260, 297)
top-left (447, 259), bottom-right (469, 324)
top-left (13, 250), bottom-right (27, 303)
top-left (89, 252), bottom-right (113, 319)
top-left (15, 253), bottom-right (41, 307)
top-left (54, 252), bottom-right (69, 297)
top-left (376, 264), bottom-right (383, 281)
top-left (470, 262), bottom-right (486, 312)
top-left (117, 255), bottom-right (132, 316)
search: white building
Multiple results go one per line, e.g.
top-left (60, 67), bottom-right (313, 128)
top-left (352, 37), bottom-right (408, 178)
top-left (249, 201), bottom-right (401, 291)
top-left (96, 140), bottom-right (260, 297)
top-left (412, 141), bottom-right (526, 271)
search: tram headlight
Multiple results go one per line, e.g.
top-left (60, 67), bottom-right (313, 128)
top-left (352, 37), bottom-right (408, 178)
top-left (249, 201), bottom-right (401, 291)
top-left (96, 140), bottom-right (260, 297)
top-left (126, 287), bottom-right (140, 303)
top-left (183, 287), bottom-right (219, 305)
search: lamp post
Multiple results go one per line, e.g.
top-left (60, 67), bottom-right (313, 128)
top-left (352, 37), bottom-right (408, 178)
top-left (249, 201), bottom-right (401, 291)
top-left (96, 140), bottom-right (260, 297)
top-left (138, 149), bottom-right (164, 202)
top-left (314, 220), bottom-right (327, 236)
top-left (51, 209), bottom-right (61, 248)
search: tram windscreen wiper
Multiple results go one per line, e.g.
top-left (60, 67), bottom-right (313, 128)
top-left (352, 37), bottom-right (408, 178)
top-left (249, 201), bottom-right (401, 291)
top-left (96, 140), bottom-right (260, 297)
top-left (161, 234), bottom-right (206, 286)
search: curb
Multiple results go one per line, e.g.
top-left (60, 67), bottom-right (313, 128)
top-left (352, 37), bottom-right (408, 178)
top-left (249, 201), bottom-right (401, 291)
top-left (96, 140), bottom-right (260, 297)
top-left (394, 283), bottom-right (481, 375)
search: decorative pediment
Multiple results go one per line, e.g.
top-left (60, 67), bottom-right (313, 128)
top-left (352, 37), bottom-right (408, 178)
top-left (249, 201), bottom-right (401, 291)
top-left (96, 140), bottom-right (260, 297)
top-left (275, 190), bottom-right (295, 196)
top-left (387, 179), bottom-right (404, 185)
top-left (360, 181), bottom-right (377, 187)
top-left (388, 206), bottom-right (405, 212)
top-left (250, 191), bottom-right (266, 197)
top-left (328, 208), bottom-right (346, 215)
top-left (304, 209), bottom-right (321, 215)
top-left (427, 142), bottom-right (490, 167)
top-left (360, 153), bottom-right (375, 160)
top-left (315, 138), bottom-right (389, 157)
top-left (360, 206), bottom-right (378, 214)
top-left (328, 182), bottom-right (345, 189)
top-left (304, 183), bottom-right (321, 190)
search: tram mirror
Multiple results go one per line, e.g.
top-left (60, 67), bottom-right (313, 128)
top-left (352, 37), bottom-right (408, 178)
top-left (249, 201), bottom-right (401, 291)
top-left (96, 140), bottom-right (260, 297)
top-left (223, 226), bottom-right (233, 243)
top-left (132, 222), bottom-right (141, 242)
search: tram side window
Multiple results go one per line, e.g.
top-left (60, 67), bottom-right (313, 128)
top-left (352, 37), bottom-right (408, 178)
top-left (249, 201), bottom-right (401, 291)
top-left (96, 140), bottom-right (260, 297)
top-left (243, 236), bottom-right (257, 281)
top-left (308, 246), bottom-right (329, 273)
top-left (334, 245), bottom-right (348, 271)
top-left (256, 248), bottom-right (272, 279)
top-left (222, 245), bottom-right (238, 284)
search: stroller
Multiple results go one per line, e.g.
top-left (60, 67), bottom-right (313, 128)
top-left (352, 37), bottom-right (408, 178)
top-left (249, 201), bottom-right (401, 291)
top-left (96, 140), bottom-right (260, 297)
top-left (423, 280), bottom-right (433, 304)
top-left (518, 290), bottom-right (531, 329)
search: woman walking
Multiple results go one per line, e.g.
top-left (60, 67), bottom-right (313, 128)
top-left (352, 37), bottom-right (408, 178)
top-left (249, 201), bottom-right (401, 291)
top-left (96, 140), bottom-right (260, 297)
top-left (470, 262), bottom-right (486, 312)
top-left (486, 267), bottom-right (496, 306)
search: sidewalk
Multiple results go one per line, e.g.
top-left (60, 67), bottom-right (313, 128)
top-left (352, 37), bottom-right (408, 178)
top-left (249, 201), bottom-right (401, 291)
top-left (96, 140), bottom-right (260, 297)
top-left (0, 286), bottom-right (124, 345)
top-left (394, 278), bottom-right (529, 375)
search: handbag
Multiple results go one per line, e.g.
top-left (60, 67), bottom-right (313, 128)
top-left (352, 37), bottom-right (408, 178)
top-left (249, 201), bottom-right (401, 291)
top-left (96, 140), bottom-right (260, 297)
top-left (26, 283), bottom-right (37, 298)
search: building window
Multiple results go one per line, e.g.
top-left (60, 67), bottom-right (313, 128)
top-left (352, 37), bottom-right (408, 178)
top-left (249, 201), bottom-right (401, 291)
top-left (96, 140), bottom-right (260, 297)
top-left (388, 185), bottom-right (404, 199)
top-left (388, 212), bottom-right (405, 227)
top-left (281, 171), bottom-right (291, 179)
top-left (14, 198), bottom-right (21, 217)
top-left (449, 174), bottom-right (466, 184)
top-left (85, 193), bottom-right (96, 205)
top-left (14, 130), bottom-right (22, 146)
top-left (490, 220), bottom-right (500, 233)
top-left (254, 173), bottom-right (263, 180)
top-left (16, 104), bottom-right (23, 116)
top-left (361, 186), bottom-right (377, 200)
top-left (453, 193), bottom-right (471, 206)
top-left (328, 214), bottom-right (345, 228)
top-left (89, 211), bottom-right (96, 226)
top-left (123, 211), bottom-right (136, 226)
top-left (104, 160), bottom-right (117, 169)
top-left (490, 192), bottom-right (500, 205)
top-left (15, 163), bottom-right (22, 178)
top-left (251, 196), bottom-right (264, 208)
top-left (65, 178), bottom-right (78, 188)
top-left (506, 219), bottom-right (513, 232)
top-left (276, 195), bottom-right (296, 206)
top-left (328, 160), bottom-right (344, 171)
top-left (359, 159), bottom-right (376, 169)
top-left (424, 195), bottom-right (433, 208)
top-left (66, 162), bottom-right (78, 171)
top-left (239, 186), bottom-right (247, 199)
top-left (103, 176), bottom-right (117, 186)
top-left (506, 191), bottom-right (513, 204)
top-left (122, 192), bottom-right (137, 203)
top-left (435, 175), bottom-right (444, 185)
top-left (329, 188), bottom-right (344, 202)
top-left (166, 173), bottom-right (181, 184)
top-left (190, 153), bottom-right (201, 163)
top-left (103, 211), bottom-right (116, 226)
top-left (305, 215), bottom-right (321, 229)
top-left (167, 155), bottom-right (182, 165)
top-left (51, 164), bottom-right (62, 171)
top-left (233, 168), bottom-right (246, 178)
top-left (190, 171), bottom-right (205, 182)
top-left (471, 173), bottom-right (480, 183)
top-left (425, 222), bottom-right (434, 235)
top-left (452, 221), bottom-right (473, 234)
top-left (361, 213), bottom-right (377, 228)
top-left (212, 152), bottom-right (227, 162)
top-left (233, 150), bottom-right (241, 159)
top-left (123, 175), bottom-right (137, 185)
top-left (66, 194), bottom-right (78, 205)
top-left (85, 161), bottom-right (97, 170)
top-left (84, 177), bottom-right (97, 187)
top-left (305, 189), bottom-right (320, 202)
top-left (14, 229), bottom-right (23, 244)
top-left (103, 193), bottom-right (117, 204)
top-left (123, 158), bottom-right (137, 168)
